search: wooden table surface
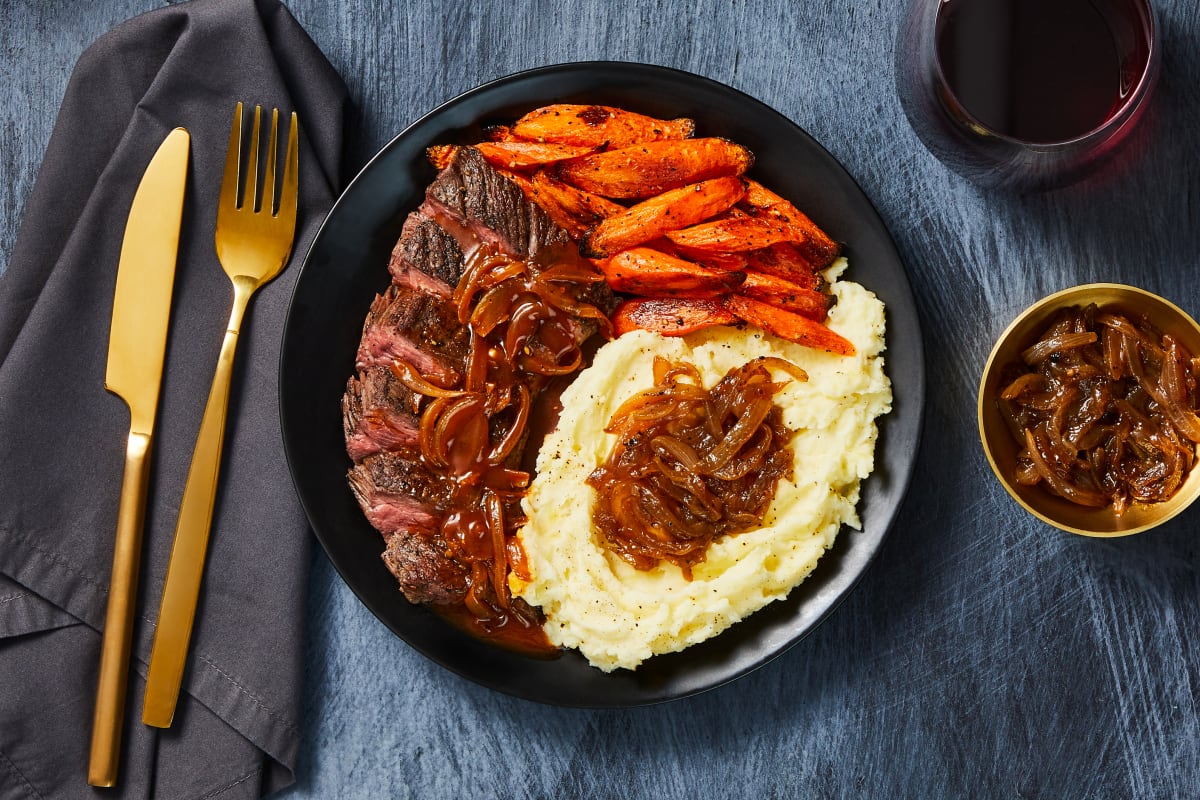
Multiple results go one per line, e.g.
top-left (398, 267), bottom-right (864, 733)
top-left (3, 1), bottom-right (1199, 797)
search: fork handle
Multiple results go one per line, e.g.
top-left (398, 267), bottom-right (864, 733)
top-left (142, 280), bottom-right (253, 728)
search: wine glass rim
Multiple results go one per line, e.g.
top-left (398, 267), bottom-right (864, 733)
top-left (929, 0), bottom-right (1160, 150)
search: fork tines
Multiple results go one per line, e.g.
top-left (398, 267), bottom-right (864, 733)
top-left (221, 102), bottom-right (299, 218)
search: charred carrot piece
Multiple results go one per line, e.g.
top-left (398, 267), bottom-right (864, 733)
top-left (426, 144), bottom-right (460, 170)
top-left (474, 141), bottom-right (597, 171)
top-left (724, 295), bottom-right (855, 356)
top-left (498, 168), bottom-right (535, 197)
top-left (664, 214), bottom-right (791, 253)
top-left (512, 104), bottom-right (695, 149)
top-left (741, 180), bottom-right (840, 268)
top-left (555, 138), bottom-right (754, 199)
top-left (633, 237), bottom-right (751, 273)
top-left (737, 271), bottom-right (830, 321)
top-left (743, 243), bottom-right (823, 289)
top-left (482, 123), bottom-right (518, 142)
top-left (530, 169), bottom-right (625, 239)
top-left (600, 247), bottom-right (746, 297)
top-left (582, 176), bottom-right (747, 258)
top-left (667, 244), bottom-right (751, 272)
top-left (612, 296), bottom-right (739, 337)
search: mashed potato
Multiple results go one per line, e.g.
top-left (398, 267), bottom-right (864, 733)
top-left (512, 260), bottom-right (892, 671)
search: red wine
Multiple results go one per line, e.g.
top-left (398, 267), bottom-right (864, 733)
top-left (935, 0), bottom-right (1152, 144)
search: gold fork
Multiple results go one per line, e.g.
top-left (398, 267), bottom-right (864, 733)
top-left (142, 103), bottom-right (299, 728)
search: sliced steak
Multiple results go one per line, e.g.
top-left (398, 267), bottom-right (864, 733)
top-left (422, 146), bottom-right (570, 260)
top-left (348, 450), bottom-right (465, 605)
top-left (357, 449), bottom-right (446, 505)
top-left (343, 366), bottom-right (420, 462)
top-left (347, 145), bottom-right (606, 610)
top-left (346, 450), bottom-right (443, 537)
top-left (389, 211), bottom-right (459, 295)
top-left (355, 284), bottom-right (468, 386)
top-left (382, 531), bottom-right (468, 605)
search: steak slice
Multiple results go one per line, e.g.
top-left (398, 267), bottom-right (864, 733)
top-left (423, 146), bottom-right (570, 261)
top-left (348, 450), bottom-right (466, 605)
top-left (346, 146), bottom-right (606, 610)
top-left (343, 366), bottom-right (420, 462)
top-left (347, 450), bottom-right (443, 535)
top-left (382, 531), bottom-right (468, 605)
top-left (389, 211), bottom-right (459, 295)
top-left (355, 284), bottom-right (468, 386)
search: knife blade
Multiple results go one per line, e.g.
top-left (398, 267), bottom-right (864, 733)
top-left (88, 127), bottom-right (190, 788)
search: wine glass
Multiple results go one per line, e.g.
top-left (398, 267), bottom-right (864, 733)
top-left (895, 0), bottom-right (1159, 191)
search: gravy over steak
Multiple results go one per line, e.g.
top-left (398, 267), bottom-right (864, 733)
top-left (343, 147), bottom-right (611, 652)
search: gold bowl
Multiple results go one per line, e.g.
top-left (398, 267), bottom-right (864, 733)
top-left (978, 283), bottom-right (1200, 536)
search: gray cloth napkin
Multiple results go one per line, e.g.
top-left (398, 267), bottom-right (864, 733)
top-left (0, 0), bottom-right (347, 797)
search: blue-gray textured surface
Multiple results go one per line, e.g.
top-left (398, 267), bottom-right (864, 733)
top-left (2, 1), bottom-right (1199, 798)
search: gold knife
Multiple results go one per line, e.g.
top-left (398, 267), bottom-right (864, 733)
top-left (88, 127), bottom-right (190, 788)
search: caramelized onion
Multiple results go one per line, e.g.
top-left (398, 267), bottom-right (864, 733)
top-left (472, 282), bottom-right (531, 336)
top-left (419, 394), bottom-right (465, 468)
top-left (519, 336), bottom-right (583, 376)
top-left (504, 300), bottom-right (547, 360)
top-left (1160, 337), bottom-right (1200, 442)
top-left (454, 249), bottom-right (527, 323)
top-left (999, 304), bottom-right (1200, 513)
top-left (489, 385), bottom-right (531, 462)
top-left (1000, 372), bottom-right (1046, 402)
top-left (485, 490), bottom-right (510, 610)
top-left (390, 359), bottom-right (464, 398)
top-left (391, 240), bottom-right (609, 638)
top-left (701, 391), bottom-right (774, 472)
top-left (651, 434), bottom-right (701, 471)
top-left (709, 425), bottom-right (773, 481)
top-left (751, 355), bottom-right (810, 383)
top-left (1021, 331), bottom-right (1098, 365)
top-left (1024, 427), bottom-right (1108, 507)
top-left (588, 355), bottom-right (802, 579)
top-left (536, 262), bottom-right (606, 284)
top-left (465, 331), bottom-right (489, 393)
top-left (533, 281), bottom-right (614, 339)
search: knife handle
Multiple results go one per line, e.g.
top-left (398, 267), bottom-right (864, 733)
top-left (89, 430), bottom-right (152, 787)
top-left (143, 284), bottom-right (251, 728)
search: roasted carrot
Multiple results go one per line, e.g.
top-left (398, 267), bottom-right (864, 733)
top-left (666, 244), bottom-right (750, 272)
top-left (529, 169), bottom-right (625, 239)
top-left (498, 168), bottom-right (535, 197)
top-left (512, 104), bottom-right (695, 149)
top-left (474, 141), bottom-right (596, 171)
top-left (737, 271), bottom-right (830, 321)
top-left (555, 138), bottom-right (754, 199)
top-left (581, 176), bottom-right (747, 258)
top-left (740, 179), bottom-right (840, 268)
top-left (723, 295), bottom-right (855, 356)
top-left (600, 247), bottom-right (746, 297)
top-left (482, 123), bottom-right (518, 142)
top-left (743, 243), bottom-right (823, 289)
top-left (664, 215), bottom-right (792, 253)
top-left (426, 144), bottom-right (460, 170)
top-left (611, 296), bottom-right (739, 337)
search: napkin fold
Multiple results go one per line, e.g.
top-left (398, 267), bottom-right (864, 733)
top-left (0, 0), bottom-right (347, 797)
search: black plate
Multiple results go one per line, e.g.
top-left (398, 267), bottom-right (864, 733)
top-left (280, 62), bottom-right (925, 707)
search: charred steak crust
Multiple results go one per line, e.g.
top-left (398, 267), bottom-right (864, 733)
top-left (344, 146), bottom-right (598, 607)
top-left (347, 450), bottom-right (467, 605)
top-left (355, 450), bottom-right (446, 509)
top-left (355, 284), bottom-right (469, 385)
top-left (382, 531), bottom-right (468, 605)
top-left (391, 211), bottom-right (460, 293)
top-left (424, 147), bottom-right (570, 260)
top-left (343, 366), bottom-right (420, 462)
